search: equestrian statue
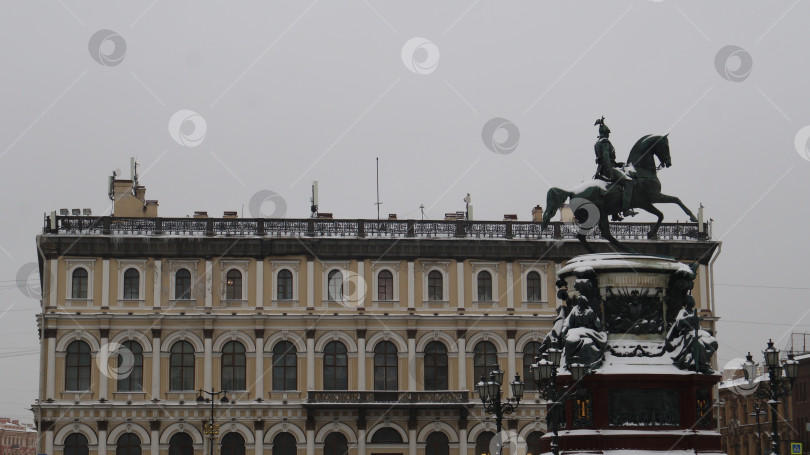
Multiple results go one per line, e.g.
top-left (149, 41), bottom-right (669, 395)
top-left (541, 117), bottom-right (698, 252)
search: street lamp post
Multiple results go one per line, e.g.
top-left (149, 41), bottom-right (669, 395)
top-left (530, 348), bottom-right (586, 455)
top-left (750, 401), bottom-right (768, 455)
top-left (476, 364), bottom-right (525, 454)
top-left (742, 340), bottom-right (799, 455)
top-left (197, 389), bottom-right (231, 455)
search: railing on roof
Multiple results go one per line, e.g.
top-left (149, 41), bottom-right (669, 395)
top-left (43, 215), bottom-right (711, 241)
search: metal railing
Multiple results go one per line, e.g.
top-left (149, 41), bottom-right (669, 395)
top-left (44, 215), bottom-right (711, 241)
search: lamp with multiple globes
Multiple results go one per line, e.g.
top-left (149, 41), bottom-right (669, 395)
top-left (531, 349), bottom-right (587, 455)
top-left (196, 389), bottom-right (232, 455)
top-left (476, 364), bottom-right (524, 455)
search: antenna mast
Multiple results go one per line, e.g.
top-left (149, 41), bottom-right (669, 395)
top-left (375, 157), bottom-right (382, 220)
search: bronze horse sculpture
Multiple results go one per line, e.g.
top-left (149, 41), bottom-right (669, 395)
top-left (541, 134), bottom-right (698, 252)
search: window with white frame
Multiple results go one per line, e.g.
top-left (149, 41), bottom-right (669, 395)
top-left (427, 270), bottom-right (444, 301)
top-left (373, 264), bottom-right (399, 302)
top-left (271, 261), bottom-right (300, 303)
top-left (321, 262), bottom-right (350, 304)
top-left (220, 261), bottom-right (249, 301)
top-left (471, 263), bottom-right (499, 303)
top-left (117, 260), bottom-right (146, 301)
top-left (520, 264), bottom-right (549, 304)
top-left (66, 259), bottom-right (94, 301)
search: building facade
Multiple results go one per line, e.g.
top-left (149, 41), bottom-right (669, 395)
top-left (0, 419), bottom-right (36, 455)
top-left (34, 179), bottom-right (720, 455)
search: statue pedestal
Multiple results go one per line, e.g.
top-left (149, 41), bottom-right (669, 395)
top-left (541, 253), bottom-right (723, 454)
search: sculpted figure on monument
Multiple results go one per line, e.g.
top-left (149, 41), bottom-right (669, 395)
top-left (666, 295), bottom-right (718, 374)
top-left (562, 295), bottom-right (607, 370)
top-left (593, 117), bottom-right (635, 220)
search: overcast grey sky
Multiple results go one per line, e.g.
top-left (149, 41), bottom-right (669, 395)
top-left (2, 1), bottom-right (809, 421)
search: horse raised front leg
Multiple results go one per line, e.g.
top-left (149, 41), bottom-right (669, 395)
top-left (639, 204), bottom-right (664, 239)
top-left (654, 193), bottom-right (698, 222)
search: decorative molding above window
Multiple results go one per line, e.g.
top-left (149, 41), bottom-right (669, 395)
top-left (117, 259), bottom-right (147, 303)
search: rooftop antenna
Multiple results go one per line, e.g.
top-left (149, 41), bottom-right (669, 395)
top-left (310, 181), bottom-right (319, 218)
top-left (130, 157), bottom-right (139, 193)
top-left (419, 204), bottom-right (425, 220)
top-left (374, 157), bottom-right (382, 220)
top-left (108, 168), bottom-right (119, 201)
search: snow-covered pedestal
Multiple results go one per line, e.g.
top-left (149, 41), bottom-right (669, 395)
top-left (540, 254), bottom-right (724, 454)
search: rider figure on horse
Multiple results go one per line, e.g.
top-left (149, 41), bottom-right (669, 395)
top-left (594, 116), bottom-right (636, 219)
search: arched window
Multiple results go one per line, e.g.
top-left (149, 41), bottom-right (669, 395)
top-left (327, 270), bottom-right (343, 302)
top-left (370, 428), bottom-right (402, 444)
top-left (272, 433), bottom-right (296, 455)
top-left (526, 432), bottom-right (543, 455)
top-left (423, 341), bottom-right (448, 391)
top-left (169, 341), bottom-right (195, 391)
top-left (374, 341), bottom-right (398, 391)
top-left (475, 432), bottom-right (494, 455)
top-left (123, 268), bottom-right (140, 300)
top-left (526, 271), bottom-right (542, 302)
top-left (222, 341), bottom-right (246, 391)
top-left (323, 341), bottom-right (348, 390)
top-left (116, 433), bottom-right (141, 455)
top-left (425, 432), bottom-right (449, 455)
top-left (117, 340), bottom-right (143, 392)
top-left (428, 271), bottom-right (443, 301)
top-left (175, 269), bottom-right (191, 300)
top-left (226, 269), bottom-right (242, 300)
top-left (64, 434), bottom-right (89, 455)
top-left (168, 433), bottom-right (193, 455)
top-left (473, 341), bottom-right (498, 384)
top-left (324, 433), bottom-right (348, 455)
top-left (272, 341), bottom-right (297, 391)
top-left (522, 341), bottom-right (542, 386)
top-left (477, 271), bottom-right (492, 301)
top-left (220, 433), bottom-right (245, 455)
top-left (377, 270), bottom-right (393, 301)
top-left (277, 270), bottom-right (293, 300)
top-left (71, 268), bottom-right (88, 299)
top-left (65, 340), bottom-right (91, 391)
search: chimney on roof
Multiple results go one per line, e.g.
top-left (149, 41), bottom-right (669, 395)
top-left (193, 211), bottom-right (208, 218)
top-left (388, 214), bottom-right (397, 220)
top-left (532, 205), bottom-right (543, 222)
top-left (110, 162), bottom-right (159, 218)
top-left (503, 214), bottom-right (517, 221)
top-left (223, 211), bottom-right (238, 218)
top-left (317, 212), bottom-right (333, 219)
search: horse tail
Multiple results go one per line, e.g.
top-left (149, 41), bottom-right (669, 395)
top-left (541, 187), bottom-right (573, 228)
